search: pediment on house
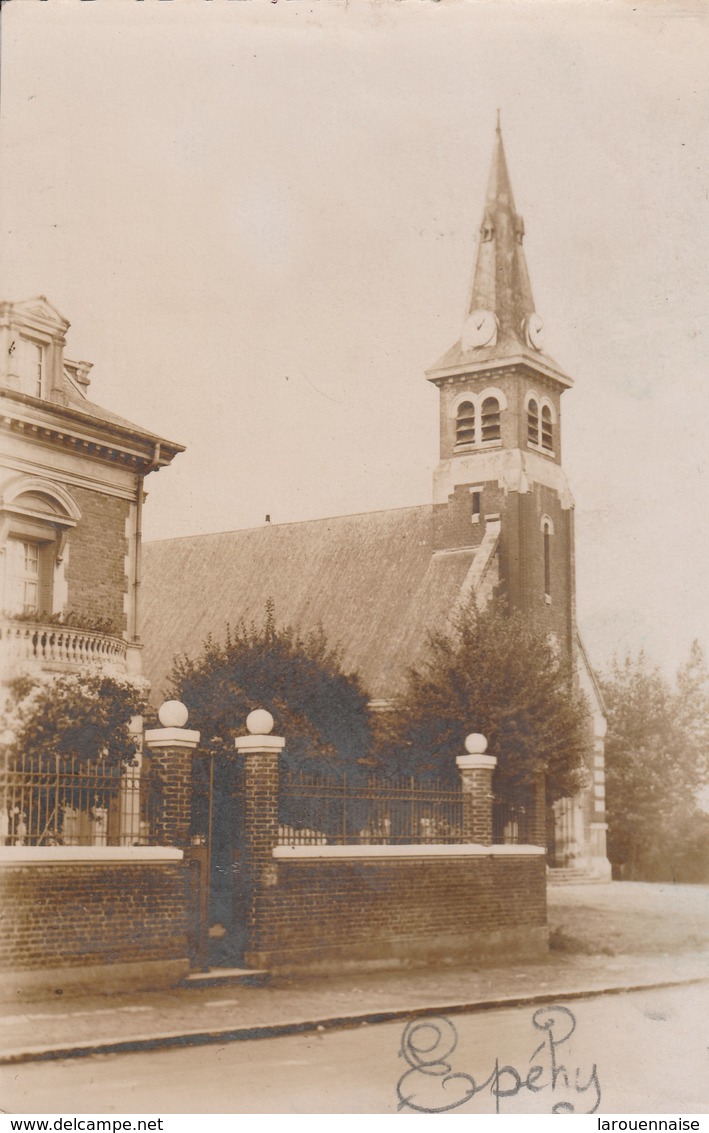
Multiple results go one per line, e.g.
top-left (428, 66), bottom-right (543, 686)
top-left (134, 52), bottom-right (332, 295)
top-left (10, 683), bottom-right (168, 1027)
top-left (11, 296), bottom-right (71, 334)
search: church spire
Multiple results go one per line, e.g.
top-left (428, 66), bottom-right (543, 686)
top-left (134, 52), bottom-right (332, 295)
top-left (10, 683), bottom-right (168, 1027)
top-left (427, 120), bottom-right (571, 388)
top-left (466, 118), bottom-right (536, 350)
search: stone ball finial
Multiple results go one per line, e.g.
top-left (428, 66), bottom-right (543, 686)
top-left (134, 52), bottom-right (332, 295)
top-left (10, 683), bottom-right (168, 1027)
top-left (464, 733), bottom-right (488, 755)
top-left (158, 700), bottom-right (189, 728)
top-left (246, 709), bottom-right (275, 736)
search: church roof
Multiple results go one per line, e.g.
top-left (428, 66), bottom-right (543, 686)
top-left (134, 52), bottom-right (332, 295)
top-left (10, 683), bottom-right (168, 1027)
top-left (140, 506), bottom-right (483, 704)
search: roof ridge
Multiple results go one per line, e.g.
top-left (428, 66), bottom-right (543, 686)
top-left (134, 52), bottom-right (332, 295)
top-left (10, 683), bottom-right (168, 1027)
top-left (144, 502), bottom-right (433, 545)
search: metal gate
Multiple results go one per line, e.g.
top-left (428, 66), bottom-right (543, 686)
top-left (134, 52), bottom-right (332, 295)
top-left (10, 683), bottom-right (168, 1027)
top-left (187, 752), bottom-right (247, 970)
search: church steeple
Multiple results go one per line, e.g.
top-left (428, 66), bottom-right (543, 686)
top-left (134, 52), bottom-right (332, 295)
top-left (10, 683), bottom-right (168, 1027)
top-left (467, 118), bottom-right (536, 352)
top-left (425, 122), bottom-right (607, 882)
top-left (427, 118), bottom-right (576, 570)
top-left (427, 121), bottom-right (570, 387)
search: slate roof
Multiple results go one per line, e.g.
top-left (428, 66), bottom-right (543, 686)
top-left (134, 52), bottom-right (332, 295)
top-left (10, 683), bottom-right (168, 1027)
top-left (63, 379), bottom-right (181, 446)
top-left (140, 506), bottom-right (481, 703)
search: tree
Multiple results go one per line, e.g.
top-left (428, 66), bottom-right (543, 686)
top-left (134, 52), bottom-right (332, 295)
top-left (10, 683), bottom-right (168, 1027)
top-left (376, 598), bottom-right (591, 805)
top-left (0, 667), bottom-right (150, 845)
top-left (675, 639), bottom-right (709, 788)
top-left (601, 646), bottom-right (709, 881)
top-left (168, 600), bottom-right (373, 774)
top-left (1, 665), bottom-right (149, 768)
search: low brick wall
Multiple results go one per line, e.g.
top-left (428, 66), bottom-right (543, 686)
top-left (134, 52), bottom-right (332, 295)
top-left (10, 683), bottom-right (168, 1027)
top-left (0, 850), bottom-right (190, 998)
top-left (245, 847), bottom-right (547, 973)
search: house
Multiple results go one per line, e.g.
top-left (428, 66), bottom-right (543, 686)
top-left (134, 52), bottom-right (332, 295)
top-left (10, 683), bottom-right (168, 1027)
top-left (0, 297), bottom-right (190, 996)
top-left (140, 124), bottom-right (611, 881)
top-left (0, 295), bottom-right (183, 696)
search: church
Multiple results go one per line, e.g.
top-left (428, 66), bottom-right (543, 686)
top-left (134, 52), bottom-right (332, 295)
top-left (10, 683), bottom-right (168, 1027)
top-left (141, 124), bottom-right (610, 880)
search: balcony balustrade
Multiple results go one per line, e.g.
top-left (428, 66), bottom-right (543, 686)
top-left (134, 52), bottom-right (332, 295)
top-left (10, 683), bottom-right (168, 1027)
top-left (1, 617), bottom-right (127, 673)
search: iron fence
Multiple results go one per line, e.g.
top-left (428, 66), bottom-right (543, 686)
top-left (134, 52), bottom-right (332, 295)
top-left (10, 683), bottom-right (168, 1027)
top-left (0, 750), bottom-right (158, 847)
top-left (278, 771), bottom-right (464, 846)
top-left (492, 798), bottom-right (532, 845)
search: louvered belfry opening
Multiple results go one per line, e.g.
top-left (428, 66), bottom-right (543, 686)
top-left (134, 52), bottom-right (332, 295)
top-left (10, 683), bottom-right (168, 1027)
top-left (541, 404), bottom-right (553, 451)
top-left (527, 398), bottom-right (539, 444)
top-left (481, 396), bottom-right (501, 442)
top-left (455, 400), bottom-right (476, 445)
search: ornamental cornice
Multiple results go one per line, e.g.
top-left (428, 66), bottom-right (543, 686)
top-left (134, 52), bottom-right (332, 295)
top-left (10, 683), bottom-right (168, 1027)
top-left (0, 398), bottom-right (175, 472)
top-left (426, 353), bottom-right (573, 391)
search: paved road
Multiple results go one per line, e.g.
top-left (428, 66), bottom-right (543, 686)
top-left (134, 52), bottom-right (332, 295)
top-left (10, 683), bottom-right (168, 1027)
top-left (2, 984), bottom-right (707, 1114)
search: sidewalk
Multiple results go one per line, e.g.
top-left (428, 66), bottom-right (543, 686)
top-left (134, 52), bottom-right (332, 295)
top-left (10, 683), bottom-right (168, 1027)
top-left (1, 947), bottom-right (707, 1064)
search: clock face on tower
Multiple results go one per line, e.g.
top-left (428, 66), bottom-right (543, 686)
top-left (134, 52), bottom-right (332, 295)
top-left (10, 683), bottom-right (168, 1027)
top-left (526, 312), bottom-right (544, 350)
top-left (462, 309), bottom-right (498, 350)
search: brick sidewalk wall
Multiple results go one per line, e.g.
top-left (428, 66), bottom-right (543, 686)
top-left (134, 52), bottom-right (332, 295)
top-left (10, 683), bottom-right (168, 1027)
top-left (245, 853), bottom-right (547, 972)
top-left (0, 859), bottom-right (189, 994)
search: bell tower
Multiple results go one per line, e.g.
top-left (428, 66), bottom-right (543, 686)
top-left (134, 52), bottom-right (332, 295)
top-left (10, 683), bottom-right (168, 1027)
top-left (427, 119), bottom-right (576, 662)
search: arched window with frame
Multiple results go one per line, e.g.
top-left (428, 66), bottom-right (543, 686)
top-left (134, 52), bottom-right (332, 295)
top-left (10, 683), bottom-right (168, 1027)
top-left (1, 480), bottom-right (81, 620)
top-left (527, 398), bottom-right (539, 445)
top-left (481, 396), bottom-right (501, 442)
top-left (541, 404), bottom-right (553, 452)
top-left (455, 400), bottom-right (476, 445)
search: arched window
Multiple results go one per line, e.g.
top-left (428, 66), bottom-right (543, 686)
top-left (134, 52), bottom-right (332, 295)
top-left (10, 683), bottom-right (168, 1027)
top-left (1, 479), bottom-right (80, 619)
top-left (541, 405), bottom-right (553, 452)
top-left (455, 401), bottom-right (476, 445)
top-left (527, 399), bottom-right (539, 445)
top-left (542, 518), bottom-right (552, 599)
top-left (481, 396), bottom-right (501, 442)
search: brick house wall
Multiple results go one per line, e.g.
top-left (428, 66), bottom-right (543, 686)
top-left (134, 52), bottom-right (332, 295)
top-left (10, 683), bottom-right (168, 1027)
top-left (63, 487), bottom-right (131, 632)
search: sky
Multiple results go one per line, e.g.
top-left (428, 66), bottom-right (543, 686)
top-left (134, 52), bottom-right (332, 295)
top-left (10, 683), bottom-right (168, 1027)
top-left (1, 0), bottom-right (709, 678)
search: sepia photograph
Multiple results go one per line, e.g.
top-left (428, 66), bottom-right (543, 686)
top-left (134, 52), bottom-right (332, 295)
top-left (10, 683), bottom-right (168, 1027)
top-left (0, 0), bottom-right (708, 1117)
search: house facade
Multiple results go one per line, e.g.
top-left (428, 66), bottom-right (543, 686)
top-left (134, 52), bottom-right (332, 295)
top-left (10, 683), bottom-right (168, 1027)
top-left (0, 298), bottom-right (190, 996)
top-left (0, 295), bottom-right (183, 697)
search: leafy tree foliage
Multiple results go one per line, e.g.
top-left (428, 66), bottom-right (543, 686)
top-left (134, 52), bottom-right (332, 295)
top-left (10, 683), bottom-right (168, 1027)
top-left (675, 640), bottom-right (709, 788)
top-left (1, 666), bottom-right (149, 767)
top-left (376, 599), bottom-right (591, 804)
top-left (168, 600), bottom-right (373, 774)
top-left (601, 644), bottom-right (709, 881)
